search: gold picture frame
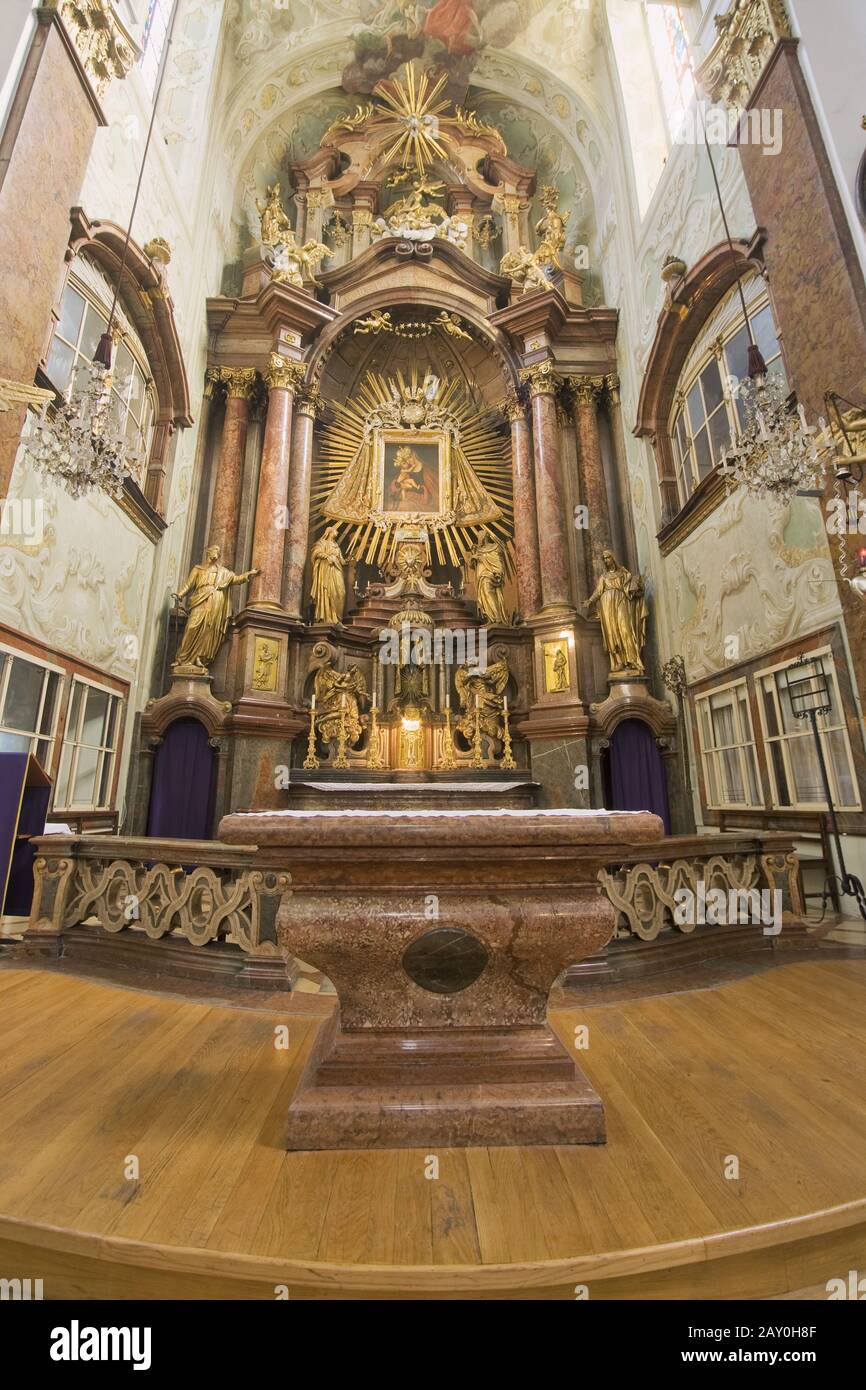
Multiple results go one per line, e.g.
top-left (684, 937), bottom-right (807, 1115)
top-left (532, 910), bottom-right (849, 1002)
top-left (373, 428), bottom-right (451, 520)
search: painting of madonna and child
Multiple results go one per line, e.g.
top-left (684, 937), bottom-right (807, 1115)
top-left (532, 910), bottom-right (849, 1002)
top-left (380, 434), bottom-right (447, 515)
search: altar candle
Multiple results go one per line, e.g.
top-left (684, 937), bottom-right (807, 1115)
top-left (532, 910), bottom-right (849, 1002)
top-left (475, 692), bottom-right (480, 711)
top-left (310, 692), bottom-right (316, 711)
top-left (503, 694), bottom-right (508, 713)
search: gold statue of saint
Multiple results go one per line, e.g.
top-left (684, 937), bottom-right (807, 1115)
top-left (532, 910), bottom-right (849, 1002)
top-left (467, 531), bottom-right (509, 626)
top-left (256, 183), bottom-right (293, 248)
top-left (173, 545), bottom-right (258, 672)
top-left (585, 549), bottom-right (648, 676)
top-left (310, 525), bottom-right (346, 624)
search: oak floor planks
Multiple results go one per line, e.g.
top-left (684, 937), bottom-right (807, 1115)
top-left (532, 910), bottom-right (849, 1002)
top-left (0, 959), bottom-right (864, 1277)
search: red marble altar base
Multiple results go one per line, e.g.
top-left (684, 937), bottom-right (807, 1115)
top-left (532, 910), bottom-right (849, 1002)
top-left (285, 1016), bottom-right (604, 1149)
top-left (219, 807), bottom-right (664, 1151)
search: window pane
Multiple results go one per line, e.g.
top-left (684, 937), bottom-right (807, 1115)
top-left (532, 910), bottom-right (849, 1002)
top-left (80, 303), bottom-right (106, 364)
top-left (761, 683), bottom-right (780, 737)
top-left (126, 362), bottom-right (145, 421)
top-left (56, 740), bottom-right (74, 805)
top-left (98, 752), bottom-right (113, 806)
top-left (770, 742), bottom-right (791, 805)
top-left (725, 324), bottom-right (750, 388)
top-left (39, 672), bottom-right (61, 735)
top-left (72, 744), bottom-right (99, 805)
top-left (35, 738), bottom-right (51, 770)
top-left (45, 337), bottom-right (75, 393)
top-left (693, 427), bottom-right (713, 480)
top-left (687, 380), bottom-right (705, 435)
top-left (2, 658), bottom-right (44, 732)
top-left (704, 753), bottom-right (719, 805)
top-left (708, 408), bottom-right (731, 470)
top-left (0, 731), bottom-right (30, 754)
top-left (721, 747), bottom-right (746, 803)
top-left (82, 688), bottom-right (110, 747)
top-left (788, 735), bottom-right (823, 804)
top-left (701, 358), bottom-right (724, 415)
top-left (751, 305), bottom-right (780, 369)
top-left (825, 730), bottom-right (856, 807)
top-left (56, 287), bottom-right (86, 348)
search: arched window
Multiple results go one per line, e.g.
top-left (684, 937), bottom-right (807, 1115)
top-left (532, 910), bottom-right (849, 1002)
top-left (140, 0), bottom-right (175, 97)
top-left (44, 257), bottom-right (156, 489)
top-left (669, 275), bottom-right (787, 506)
top-left (644, 1), bottom-right (696, 144)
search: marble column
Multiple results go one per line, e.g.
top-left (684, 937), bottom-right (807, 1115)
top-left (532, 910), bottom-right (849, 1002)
top-left (284, 388), bottom-right (320, 619)
top-left (505, 390), bottom-right (542, 619)
top-left (572, 375), bottom-right (613, 583)
top-left (522, 363), bottom-right (572, 612)
top-left (207, 367), bottom-right (256, 569)
top-left (603, 373), bottom-right (639, 573)
top-left (249, 355), bottom-right (304, 610)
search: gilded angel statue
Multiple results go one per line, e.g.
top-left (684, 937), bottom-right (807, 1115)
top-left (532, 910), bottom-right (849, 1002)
top-left (455, 655), bottom-right (510, 745)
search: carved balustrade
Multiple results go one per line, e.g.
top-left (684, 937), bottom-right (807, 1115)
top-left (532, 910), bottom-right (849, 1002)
top-left (28, 835), bottom-right (290, 956)
top-left (598, 832), bottom-right (805, 942)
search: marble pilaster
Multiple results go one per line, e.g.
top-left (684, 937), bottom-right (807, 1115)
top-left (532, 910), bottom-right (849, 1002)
top-left (207, 367), bottom-right (256, 568)
top-left (522, 363), bottom-right (572, 613)
top-left (249, 355), bottom-right (304, 610)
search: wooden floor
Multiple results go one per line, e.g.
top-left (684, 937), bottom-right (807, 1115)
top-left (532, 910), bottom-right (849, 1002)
top-left (1, 958), bottom-right (865, 1299)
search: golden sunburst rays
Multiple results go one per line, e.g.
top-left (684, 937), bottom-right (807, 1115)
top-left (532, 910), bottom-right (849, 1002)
top-left (365, 64), bottom-right (463, 177)
top-left (311, 370), bottom-right (513, 572)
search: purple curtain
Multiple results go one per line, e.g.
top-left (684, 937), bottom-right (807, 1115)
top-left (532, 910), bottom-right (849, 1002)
top-left (147, 719), bottom-right (215, 840)
top-left (609, 719), bottom-right (671, 833)
top-left (1, 752), bottom-right (50, 915)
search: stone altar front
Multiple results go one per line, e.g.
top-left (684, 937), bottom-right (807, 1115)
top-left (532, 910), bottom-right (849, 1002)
top-left (220, 807), bottom-right (664, 1149)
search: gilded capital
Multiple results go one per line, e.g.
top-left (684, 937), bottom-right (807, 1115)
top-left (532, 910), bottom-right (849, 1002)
top-left (519, 361), bottom-right (561, 397)
top-left (296, 386), bottom-right (322, 418)
top-left (265, 353), bottom-right (306, 393)
top-left (571, 374), bottom-right (607, 407)
top-left (502, 389), bottom-right (526, 423)
top-left (697, 0), bottom-right (791, 109)
top-left (56, 1), bottom-right (139, 98)
top-left (223, 367), bottom-right (258, 400)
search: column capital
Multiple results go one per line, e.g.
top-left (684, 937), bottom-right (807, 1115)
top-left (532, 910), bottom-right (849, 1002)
top-left (570, 374), bottom-right (607, 407)
top-left (502, 388), bottom-right (527, 422)
top-left (520, 361), bottom-right (562, 397)
top-left (604, 372), bottom-right (620, 405)
top-left (265, 354), bottom-right (306, 393)
top-left (206, 366), bottom-right (257, 399)
top-left (296, 386), bottom-right (322, 418)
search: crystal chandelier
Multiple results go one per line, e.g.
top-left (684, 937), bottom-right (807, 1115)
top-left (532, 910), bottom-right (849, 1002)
top-left (24, 5), bottom-right (177, 500)
top-left (721, 370), bottom-right (826, 504)
top-left (28, 349), bottom-right (137, 499)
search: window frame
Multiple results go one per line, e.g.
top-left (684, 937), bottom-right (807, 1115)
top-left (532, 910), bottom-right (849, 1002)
top-left (669, 284), bottom-right (787, 507)
top-left (0, 645), bottom-right (65, 772)
top-left (140, 0), bottom-right (176, 98)
top-left (753, 649), bottom-right (862, 812)
top-left (44, 271), bottom-right (157, 488)
top-left (53, 676), bottom-right (123, 814)
top-left (694, 676), bottom-right (764, 812)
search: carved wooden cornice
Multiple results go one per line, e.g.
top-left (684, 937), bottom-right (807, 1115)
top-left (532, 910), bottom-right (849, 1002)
top-left (697, 0), bottom-right (792, 109)
top-left (51, 0), bottom-right (139, 98)
top-left (0, 378), bottom-right (55, 413)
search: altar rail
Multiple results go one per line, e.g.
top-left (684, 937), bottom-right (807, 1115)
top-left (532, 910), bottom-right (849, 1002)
top-left (23, 831), bottom-right (805, 952)
top-left (599, 832), bottom-right (805, 942)
top-left (26, 836), bottom-right (289, 955)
